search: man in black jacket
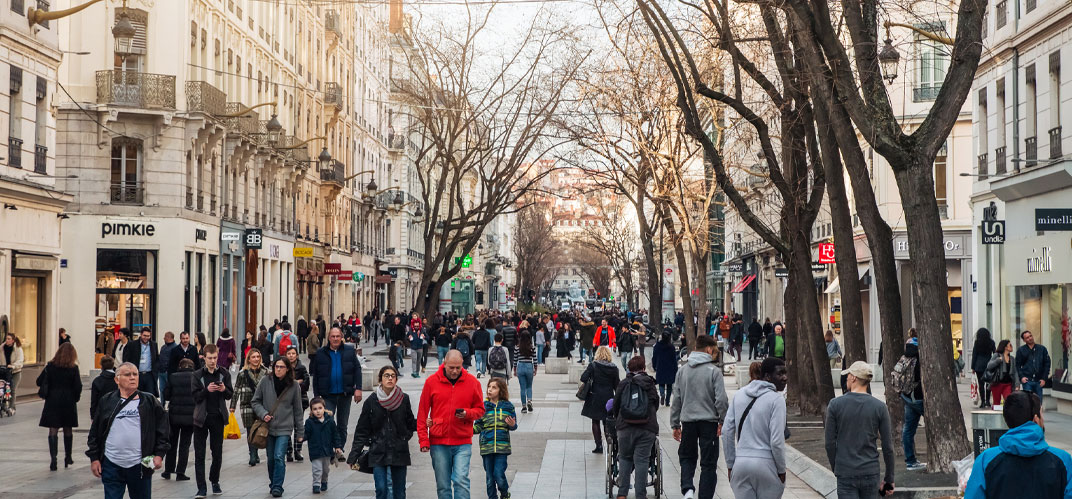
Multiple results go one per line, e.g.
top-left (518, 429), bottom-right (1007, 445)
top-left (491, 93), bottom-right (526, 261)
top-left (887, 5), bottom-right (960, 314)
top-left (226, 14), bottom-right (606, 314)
top-left (168, 331), bottom-right (201, 374)
top-left (87, 362), bottom-right (170, 498)
top-left (123, 327), bottom-right (160, 396)
top-left (191, 345), bottom-right (234, 498)
top-left (747, 319), bottom-right (764, 360)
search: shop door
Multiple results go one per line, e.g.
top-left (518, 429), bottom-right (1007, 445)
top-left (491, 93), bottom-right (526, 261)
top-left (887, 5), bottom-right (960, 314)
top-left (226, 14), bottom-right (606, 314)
top-left (10, 275), bottom-right (44, 363)
top-left (451, 280), bottom-right (474, 316)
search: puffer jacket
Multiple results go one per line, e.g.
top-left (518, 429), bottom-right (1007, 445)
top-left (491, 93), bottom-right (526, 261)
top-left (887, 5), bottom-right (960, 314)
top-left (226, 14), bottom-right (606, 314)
top-left (164, 367), bottom-right (197, 427)
top-left (350, 390), bottom-right (417, 467)
top-left (474, 399), bottom-right (518, 455)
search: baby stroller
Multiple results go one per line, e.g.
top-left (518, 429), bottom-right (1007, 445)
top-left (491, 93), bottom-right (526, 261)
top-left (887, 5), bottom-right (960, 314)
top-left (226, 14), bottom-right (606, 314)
top-left (0, 366), bottom-right (13, 418)
top-left (604, 422), bottom-right (664, 498)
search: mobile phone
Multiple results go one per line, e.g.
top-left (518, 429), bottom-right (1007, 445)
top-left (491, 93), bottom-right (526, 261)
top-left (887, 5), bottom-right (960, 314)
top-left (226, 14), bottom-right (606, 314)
top-left (455, 409), bottom-right (466, 417)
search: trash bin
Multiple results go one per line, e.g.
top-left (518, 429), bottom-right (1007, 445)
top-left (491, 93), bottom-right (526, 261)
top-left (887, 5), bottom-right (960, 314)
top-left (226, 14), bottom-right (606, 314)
top-left (972, 410), bottom-right (1008, 456)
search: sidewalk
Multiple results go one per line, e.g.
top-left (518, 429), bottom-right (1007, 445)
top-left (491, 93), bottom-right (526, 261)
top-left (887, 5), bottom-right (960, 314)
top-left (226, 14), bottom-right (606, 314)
top-left (0, 343), bottom-right (825, 499)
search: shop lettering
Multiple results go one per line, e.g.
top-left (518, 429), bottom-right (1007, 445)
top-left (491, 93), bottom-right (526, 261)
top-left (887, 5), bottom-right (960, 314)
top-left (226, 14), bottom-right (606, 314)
top-left (102, 222), bottom-right (156, 238)
top-left (1027, 246), bottom-right (1053, 273)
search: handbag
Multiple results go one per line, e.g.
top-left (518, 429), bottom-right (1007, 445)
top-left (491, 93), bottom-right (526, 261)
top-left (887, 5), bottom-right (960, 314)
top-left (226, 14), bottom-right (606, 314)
top-left (576, 377), bottom-right (592, 401)
top-left (248, 385), bottom-right (292, 449)
top-left (36, 366), bottom-right (49, 399)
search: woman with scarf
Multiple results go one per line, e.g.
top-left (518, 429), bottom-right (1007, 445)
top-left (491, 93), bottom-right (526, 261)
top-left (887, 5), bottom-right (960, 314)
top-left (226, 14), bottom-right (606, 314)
top-left (252, 357), bottom-right (305, 498)
top-left (230, 348), bottom-right (270, 466)
top-left (349, 365), bottom-right (417, 499)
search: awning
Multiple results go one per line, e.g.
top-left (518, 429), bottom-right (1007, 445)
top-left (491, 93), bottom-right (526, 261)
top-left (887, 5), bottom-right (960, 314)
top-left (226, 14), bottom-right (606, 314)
top-left (858, 263), bottom-right (871, 280)
top-left (824, 276), bottom-right (840, 294)
top-left (731, 274), bottom-right (757, 293)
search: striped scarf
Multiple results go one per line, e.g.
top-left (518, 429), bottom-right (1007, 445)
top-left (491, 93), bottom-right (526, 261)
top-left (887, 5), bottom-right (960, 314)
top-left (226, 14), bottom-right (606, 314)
top-left (376, 386), bottom-right (404, 411)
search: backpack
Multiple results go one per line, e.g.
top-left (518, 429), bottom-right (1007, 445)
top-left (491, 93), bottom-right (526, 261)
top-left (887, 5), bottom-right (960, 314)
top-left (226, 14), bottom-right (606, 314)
top-left (619, 376), bottom-right (650, 424)
top-left (457, 337), bottom-right (471, 357)
top-left (889, 355), bottom-right (920, 396)
top-left (278, 333), bottom-right (293, 357)
top-left (488, 346), bottom-right (508, 371)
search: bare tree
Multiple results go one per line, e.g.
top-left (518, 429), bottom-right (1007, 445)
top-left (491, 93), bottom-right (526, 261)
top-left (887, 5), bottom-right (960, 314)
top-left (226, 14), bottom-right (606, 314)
top-left (572, 246), bottom-right (615, 300)
top-left (513, 197), bottom-right (559, 304)
top-left (392, 8), bottom-right (585, 317)
top-left (577, 200), bottom-right (643, 311)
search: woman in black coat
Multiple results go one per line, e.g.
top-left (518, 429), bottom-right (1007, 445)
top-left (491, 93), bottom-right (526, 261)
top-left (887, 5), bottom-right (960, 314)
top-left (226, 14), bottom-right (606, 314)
top-left (37, 343), bottom-right (82, 470)
top-left (650, 333), bottom-right (678, 406)
top-left (349, 365), bottom-right (417, 497)
top-left (285, 346), bottom-right (310, 462)
top-left (580, 346), bottom-right (621, 454)
top-left (163, 358), bottom-right (197, 479)
top-left (971, 328), bottom-right (996, 407)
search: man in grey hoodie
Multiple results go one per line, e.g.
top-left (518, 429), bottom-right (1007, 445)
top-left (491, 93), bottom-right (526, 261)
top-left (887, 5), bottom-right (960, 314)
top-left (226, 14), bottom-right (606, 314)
top-left (723, 357), bottom-right (788, 499)
top-left (671, 334), bottom-right (729, 499)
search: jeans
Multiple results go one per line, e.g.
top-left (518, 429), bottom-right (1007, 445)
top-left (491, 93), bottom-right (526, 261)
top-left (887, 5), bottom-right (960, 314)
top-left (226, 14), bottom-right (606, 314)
top-left (536, 345), bottom-right (544, 364)
top-left (323, 393), bottom-right (353, 442)
top-left (516, 362), bottom-right (534, 406)
top-left (474, 350), bottom-right (487, 374)
top-left (430, 444), bottom-right (471, 499)
top-left (266, 435), bottom-right (290, 491)
top-left (412, 349), bottom-right (425, 376)
top-left (658, 384), bottom-right (672, 405)
top-left (438, 346), bottom-right (450, 365)
top-left (101, 456), bottom-right (152, 499)
top-left (900, 394), bottom-right (924, 464)
top-left (620, 351), bottom-right (633, 369)
top-left (194, 413), bottom-right (225, 490)
top-left (164, 424), bottom-right (193, 474)
top-left (157, 372), bottom-right (168, 402)
top-left (749, 338), bottom-right (763, 359)
top-left (373, 465), bottom-right (407, 499)
top-left (679, 421), bottom-right (719, 499)
top-left (1023, 380), bottom-right (1044, 400)
top-left (836, 474), bottom-right (880, 499)
top-left (579, 347), bottom-right (592, 363)
top-left (617, 427), bottom-right (657, 499)
top-left (482, 454), bottom-right (509, 499)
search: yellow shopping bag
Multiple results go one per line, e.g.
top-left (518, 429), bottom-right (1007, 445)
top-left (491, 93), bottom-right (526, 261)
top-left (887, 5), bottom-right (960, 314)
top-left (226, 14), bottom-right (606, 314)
top-left (224, 412), bottom-right (242, 440)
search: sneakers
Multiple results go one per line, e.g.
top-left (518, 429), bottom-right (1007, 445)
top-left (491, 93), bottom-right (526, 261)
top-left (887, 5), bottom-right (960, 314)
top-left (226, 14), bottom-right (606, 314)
top-left (683, 490), bottom-right (695, 499)
top-left (906, 461), bottom-right (927, 471)
top-left (161, 472), bottom-right (171, 480)
top-left (521, 406), bottom-right (528, 414)
top-left (321, 481), bottom-right (328, 491)
top-left (592, 446), bottom-right (604, 454)
top-left (477, 372), bottom-right (483, 378)
top-left (194, 490), bottom-right (207, 499)
top-left (211, 483), bottom-right (222, 495)
top-left (270, 488), bottom-right (283, 498)
top-left (176, 474), bottom-right (191, 481)
top-left (313, 485), bottom-right (321, 494)
top-left (527, 402), bottom-right (533, 412)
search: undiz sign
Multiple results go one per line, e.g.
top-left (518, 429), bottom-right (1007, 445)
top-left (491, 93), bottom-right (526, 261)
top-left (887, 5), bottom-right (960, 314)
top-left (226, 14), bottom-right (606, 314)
top-left (102, 222), bottom-right (156, 239)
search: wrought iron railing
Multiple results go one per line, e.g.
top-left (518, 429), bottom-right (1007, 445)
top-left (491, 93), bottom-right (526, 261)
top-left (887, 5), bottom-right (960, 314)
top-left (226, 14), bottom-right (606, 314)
top-left (110, 183), bottom-right (144, 205)
top-left (977, 153), bottom-right (988, 180)
top-left (325, 10), bottom-right (341, 35)
top-left (34, 144), bottom-right (46, 173)
top-left (320, 160), bottom-right (346, 185)
top-left (186, 81), bottom-right (227, 116)
top-left (995, 146), bottom-right (1007, 175)
top-left (324, 82), bottom-right (342, 107)
top-left (387, 133), bottom-right (405, 151)
top-left (8, 136), bottom-right (21, 168)
top-left (224, 102), bottom-right (260, 135)
top-left (1049, 126), bottom-right (1062, 159)
top-left (96, 70), bottom-right (176, 110)
top-left (1025, 136), bottom-right (1037, 167)
top-left (912, 85), bottom-right (941, 102)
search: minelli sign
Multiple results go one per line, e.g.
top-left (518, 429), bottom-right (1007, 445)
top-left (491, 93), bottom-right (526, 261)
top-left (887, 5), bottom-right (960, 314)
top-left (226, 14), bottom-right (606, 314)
top-left (102, 222), bottom-right (156, 238)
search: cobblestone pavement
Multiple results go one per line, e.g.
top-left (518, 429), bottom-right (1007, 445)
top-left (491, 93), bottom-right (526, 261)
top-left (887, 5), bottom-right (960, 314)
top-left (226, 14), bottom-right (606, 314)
top-left (0, 344), bottom-right (822, 499)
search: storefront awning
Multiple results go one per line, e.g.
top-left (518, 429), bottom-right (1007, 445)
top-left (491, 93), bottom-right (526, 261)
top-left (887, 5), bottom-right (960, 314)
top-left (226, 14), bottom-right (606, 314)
top-left (824, 277), bottom-right (840, 294)
top-left (731, 274), bottom-right (757, 293)
top-left (858, 263), bottom-right (871, 280)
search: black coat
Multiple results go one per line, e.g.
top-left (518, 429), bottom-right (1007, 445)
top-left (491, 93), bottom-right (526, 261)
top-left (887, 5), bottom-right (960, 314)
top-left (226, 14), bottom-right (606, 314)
top-left (972, 336), bottom-right (996, 373)
top-left (581, 361), bottom-right (620, 420)
top-left (164, 368), bottom-right (197, 427)
top-left (297, 319), bottom-right (310, 339)
top-left (612, 372), bottom-right (660, 434)
top-left (167, 344), bottom-right (201, 374)
top-left (191, 367), bottom-right (234, 427)
top-left (650, 341), bottom-right (678, 385)
top-left (350, 391), bottom-right (417, 467)
top-left (86, 390), bottom-right (170, 463)
top-left (123, 340), bottom-right (160, 374)
top-left (293, 360), bottom-right (310, 409)
top-left (38, 364), bottom-right (82, 428)
top-left (748, 321), bottom-right (763, 340)
top-left (90, 370), bottom-right (117, 421)
top-left (311, 343), bottom-right (362, 396)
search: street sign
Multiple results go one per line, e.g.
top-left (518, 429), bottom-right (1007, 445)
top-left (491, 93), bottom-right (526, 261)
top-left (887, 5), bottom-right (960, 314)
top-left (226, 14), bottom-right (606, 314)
top-left (221, 232), bottom-right (240, 242)
top-left (324, 263), bottom-right (343, 275)
top-left (293, 247), bottom-right (314, 258)
top-left (982, 220), bottom-right (1006, 244)
top-left (818, 243), bottom-right (836, 263)
top-left (338, 271), bottom-right (353, 281)
top-left (354, 272), bottom-right (365, 282)
top-left (665, 268), bottom-right (672, 274)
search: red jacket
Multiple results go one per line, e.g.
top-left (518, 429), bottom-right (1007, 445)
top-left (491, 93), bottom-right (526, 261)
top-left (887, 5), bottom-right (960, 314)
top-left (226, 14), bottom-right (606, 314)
top-left (416, 364), bottom-right (485, 448)
top-left (593, 326), bottom-right (617, 348)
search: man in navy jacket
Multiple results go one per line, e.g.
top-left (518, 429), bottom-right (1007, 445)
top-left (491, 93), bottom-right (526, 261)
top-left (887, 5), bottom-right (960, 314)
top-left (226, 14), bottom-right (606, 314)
top-left (311, 327), bottom-right (363, 441)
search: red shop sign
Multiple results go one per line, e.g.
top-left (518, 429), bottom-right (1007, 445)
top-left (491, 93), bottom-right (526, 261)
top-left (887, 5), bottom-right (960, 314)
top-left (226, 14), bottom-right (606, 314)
top-left (817, 243), bottom-right (836, 264)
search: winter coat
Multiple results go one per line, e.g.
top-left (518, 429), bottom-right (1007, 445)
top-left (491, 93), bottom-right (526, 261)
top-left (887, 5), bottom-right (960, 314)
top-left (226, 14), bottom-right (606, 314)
top-left (985, 354), bottom-right (1020, 387)
top-left (251, 376), bottom-right (305, 438)
top-left (972, 336), bottom-right (996, 373)
top-left (416, 364), bottom-right (485, 449)
top-left (351, 391), bottom-right (418, 467)
top-left (593, 326), bottom-right (617, 348)
top-left (216, 336), bottom-right (237, 370)
top-left (722, 380), bottom-right (787, 474)
top-left (747, 321), bottom-right (763, 340)
top-left (90, 370), bottom-right (117, 421)
top-left (304, 413), bottom-right (344, 460)
top-left (650, 341), bottom-right (678, 385)
top-left (965, 422), bottom-right (1072, 499)
top-left (474, 399), bottom-right (518, 455)
top-left (191, 367), bottom-right (234, 427)
top-left (293, 360), bottom-right (310, 409)
top-left (501, 325), bottom-right (518, 349)
top-left (230, 366), bottom-right (269, 429)
top-left (164, 367), bottom-right (197, 427)
top-left (580, 360), bottom-right (620, 420)
top-left (579, 320), bottom-right (596, 348)
top-left (86, 390), bottom-right (169, 463)
top-left (472, 328), bottom-right (492, 351)
top-left (123, 339), bottom-right (160, 374)
top-left (306, 333), bottom-right (321, 361)
top-left (1016, 344), bottom-right (1051, 383)
top-left (611, 371), bottom-right (660, 434)
top-left (311, 343), bottom-right (362, 396)
top-left (167, 344), bottom-right (201, 374)
top-left (37, 363), bottom-right (82, 428)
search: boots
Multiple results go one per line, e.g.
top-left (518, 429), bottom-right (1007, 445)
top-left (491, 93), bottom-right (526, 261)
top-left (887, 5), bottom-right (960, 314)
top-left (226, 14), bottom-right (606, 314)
top-left (293, 440), bottom-right (304, 462)
top-left (48, 435), bottom-right (58, 470)
top-left (248, 444), bottom-right (259, 467)
top-left (286, 446), bottom-right (293, 462)
top-left (63, 434), bottom-right (74, 468)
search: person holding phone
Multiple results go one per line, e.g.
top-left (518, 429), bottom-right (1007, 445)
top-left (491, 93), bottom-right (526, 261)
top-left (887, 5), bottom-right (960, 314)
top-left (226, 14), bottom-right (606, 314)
top-left (191, 345), bottom-right (234, 498)
top-left (416, 350), bottom-right (485, 499)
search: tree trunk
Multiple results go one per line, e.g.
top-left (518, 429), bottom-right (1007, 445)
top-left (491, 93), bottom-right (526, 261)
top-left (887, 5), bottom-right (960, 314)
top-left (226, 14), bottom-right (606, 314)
top-left (786, 229), bottom-right (836, 415)
top-left (670, 231), bottom-right (697, 349)
top-left (693, 247), bottom-right (710, 342)
top-left (782, 279), bottom-right (805, 412)
top-left (637, 195), bottom-right (663, 332)
top-left (892, 159), bottom-right (970, 472)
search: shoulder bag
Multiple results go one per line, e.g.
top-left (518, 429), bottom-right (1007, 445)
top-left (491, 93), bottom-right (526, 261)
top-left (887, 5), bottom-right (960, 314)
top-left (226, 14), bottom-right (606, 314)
top-left (248, 385), bottom-right (292, 449)
top-left (36, 365), bottom-right (49, 399)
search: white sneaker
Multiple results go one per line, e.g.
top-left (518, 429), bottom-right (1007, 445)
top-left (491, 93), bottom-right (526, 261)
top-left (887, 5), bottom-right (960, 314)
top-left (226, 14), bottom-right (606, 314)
top-left (683, 490), bottom-right (695, 499)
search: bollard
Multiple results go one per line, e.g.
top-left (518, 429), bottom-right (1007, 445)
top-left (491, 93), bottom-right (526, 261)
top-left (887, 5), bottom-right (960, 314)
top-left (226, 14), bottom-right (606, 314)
top-left (545, 357), bottom-right (569, 374)
top-left (569, 364), bottom-right (585, 383)
top-left (972, 409), bottom-right (1009, 456)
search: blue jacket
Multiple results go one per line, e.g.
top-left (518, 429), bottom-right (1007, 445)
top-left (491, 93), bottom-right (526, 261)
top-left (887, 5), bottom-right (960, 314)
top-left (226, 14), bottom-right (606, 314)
top-left (1016, 344), bottom-right (1051, 382)
top-left (311, 343), bottom-right (362, 396)
top-left (650, 341), bottom-right (678, 385)
top-left (964, 422), bottom-right (1072, 499)
top-left (303, 413), bottom-right (344, 460)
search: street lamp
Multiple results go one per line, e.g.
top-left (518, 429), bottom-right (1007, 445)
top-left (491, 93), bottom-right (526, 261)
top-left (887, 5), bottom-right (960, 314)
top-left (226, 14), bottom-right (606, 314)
top-left (393, 191), bottom-right (405, 205)
top-left (112, 10), bottom-right (137, 62)
top-left (318, 147), bottom-right (332, 170)
top-left (265, 114), bottom-right (283, 146)
top-left (28, 0), bottom-right (104, 28)
top-left (366, 178), bottom-right (378, 191)
top-left (878, 38), bottom-right (900, 84)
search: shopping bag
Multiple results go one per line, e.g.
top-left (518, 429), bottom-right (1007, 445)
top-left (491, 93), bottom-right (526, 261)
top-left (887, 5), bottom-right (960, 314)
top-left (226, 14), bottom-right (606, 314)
top-left (969, 373), bottom-right (979, 405)
top-left (224, 412), bottom-right (242, 440)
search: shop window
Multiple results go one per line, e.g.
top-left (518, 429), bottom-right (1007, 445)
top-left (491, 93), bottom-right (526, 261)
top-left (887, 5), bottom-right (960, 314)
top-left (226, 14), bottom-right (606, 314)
top-left (96, 249), bottom-right (156, 346)
top-left (10, 275), bottom-right (44, 363)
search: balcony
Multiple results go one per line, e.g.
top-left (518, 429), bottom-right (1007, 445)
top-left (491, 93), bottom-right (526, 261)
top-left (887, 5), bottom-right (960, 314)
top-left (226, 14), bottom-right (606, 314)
top-left (912, 85), bottom-right (941, 102)
top-left (224, 102), bottom-right (260, 136)
top-left (7, 136), bottom-right (21, 168)
top-left (96, 70), bottom-right (176, 110)
top-left (34, 144), bottom-right (46, 173)
top-left (1049, 126), bottom-right (1062, 159)
top-left (323, 82), bottom-right (342, 111)
top-left (320, 160), bottom-right (346, 187)
top-left (325, 10), bottom-right (341, 43)
top-left (185, 81), bottom-right (227, 117)
top-left (977, 153), bottom-right (988, 180)
top-left (110, 182), bottom-right (144, 205)
top-left (387, 133), bottom-right (406, 152)
top-left (1025, 136), bottom-right (1037, 167)
top-left (995, 146), bottom-right (1007, 175)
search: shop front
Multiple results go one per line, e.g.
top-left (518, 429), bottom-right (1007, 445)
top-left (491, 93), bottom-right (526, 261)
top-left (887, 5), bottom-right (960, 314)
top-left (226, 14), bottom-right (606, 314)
top-left (253, 234), bottom-right (295, 330)
top-left (219, 221), bottom-right (247, 338)
top-left (295, 245), bottom-right (324, 322)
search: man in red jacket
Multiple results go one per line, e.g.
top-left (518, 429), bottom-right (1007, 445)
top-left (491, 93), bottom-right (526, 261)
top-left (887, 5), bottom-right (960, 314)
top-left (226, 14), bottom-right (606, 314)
top-left (594, 319), bottom-right (617, 349)
top-left (417, 350), bottom-right (485, 499)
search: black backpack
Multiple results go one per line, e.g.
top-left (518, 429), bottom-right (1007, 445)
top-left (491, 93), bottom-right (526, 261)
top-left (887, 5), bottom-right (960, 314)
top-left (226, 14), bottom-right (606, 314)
top-left (619, 376), bottom-right (650, 424)
top-left (488, 346), bottom-right (508, 371)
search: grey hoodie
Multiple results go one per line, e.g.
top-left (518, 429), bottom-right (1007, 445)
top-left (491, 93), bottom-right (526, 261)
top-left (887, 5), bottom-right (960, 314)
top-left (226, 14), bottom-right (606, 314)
top-left (670, 352), bottom-right (729, 427)
top-left (722, 380), bottom-right (786, 474)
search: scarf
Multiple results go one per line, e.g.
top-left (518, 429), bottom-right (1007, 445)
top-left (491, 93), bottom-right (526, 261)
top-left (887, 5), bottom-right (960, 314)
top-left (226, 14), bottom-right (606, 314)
top-left (376, 386), bottom-right (404, 411)
top-left (273, 376), bottom-right (290, 396)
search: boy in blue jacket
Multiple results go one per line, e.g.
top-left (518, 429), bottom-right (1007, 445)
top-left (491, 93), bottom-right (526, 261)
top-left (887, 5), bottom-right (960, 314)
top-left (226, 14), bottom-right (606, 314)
top-left (303, 397), bottom-right (345, 494)
top-left (965, 390), bottom-right (1072, 499)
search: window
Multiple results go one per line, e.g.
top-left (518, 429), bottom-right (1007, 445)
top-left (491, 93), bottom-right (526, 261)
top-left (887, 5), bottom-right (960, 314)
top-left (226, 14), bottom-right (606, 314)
top-left (113, 9), bottom-right (147, 72)
top-left (978, 88), bottom-right (988, 178)
top-left (914, 25), bottom-right (949, 102)
top-left (110, 138), bottom-right (143, 204)
top-left (34, 76), bottom-right (46, 173)
top-left (1050, 51), bottom-right (1062, 159)
top-left (8, 65), bottom-right (22, 169)
top-left (935, 142), bottom-right (948, 212)
top-left (1027, 64), bottom-right (1038, 166)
